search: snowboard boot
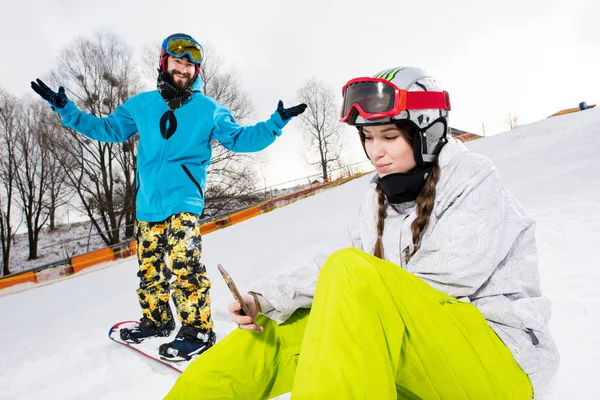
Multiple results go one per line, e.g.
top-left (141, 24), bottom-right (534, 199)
top-left (158, 326), bottom-right (216, 362)
top-left (120, 314), bottom-right (176, 344)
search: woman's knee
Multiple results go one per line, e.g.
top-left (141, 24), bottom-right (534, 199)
top-left (320, 248), bottom-right (377, 280)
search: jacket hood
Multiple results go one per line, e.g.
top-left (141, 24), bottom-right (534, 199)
top-left (192, 73), bottom-right (205, 93)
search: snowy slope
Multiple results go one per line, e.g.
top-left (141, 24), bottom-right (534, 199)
top-left (1, 108), bottom-right (599, 399)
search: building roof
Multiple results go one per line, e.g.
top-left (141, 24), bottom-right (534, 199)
top-left (448, 127), bottom-right (484, 143)
top-left (548, 104), bottom-right (596, 118)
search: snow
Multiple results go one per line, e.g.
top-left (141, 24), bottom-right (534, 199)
top-left (7, 221), bottom-right (122, 274)
top-left (1, 108), bottom-right (599, 399)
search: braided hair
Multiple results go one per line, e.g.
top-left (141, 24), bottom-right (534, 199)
top-left (364, 123), bottom-right (441, 262)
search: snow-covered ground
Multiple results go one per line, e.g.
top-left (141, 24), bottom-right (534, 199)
top-left (7, 221), bottom-right (124, 274)
top-left (1, 108), bottom-right (599, 399)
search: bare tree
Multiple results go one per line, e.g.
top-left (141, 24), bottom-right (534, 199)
top-left (297, 78), bottom-right (343, 180)
top-left (0, 89), bottom-right (21, 275)
top-left (199, 45), bottom-right (261, 216)
top-left (37, 109), bottom-right (74, 231)
top-left (256, 153), bottom-right (270, 199)
top-left (11, 101), bottom-right (54, 260)
top-left (139, 45), bottom-right (160, 90)
top-left (506, 112), bottom-right (519, 130)
top-left (200, 45), bottom-right (253, 122)
top-left (0, 196), bottom-right (13, 276)
top-left (48, 31), bottom-right (141, 245)
top-left (201, 157), bottom-right (262, 217)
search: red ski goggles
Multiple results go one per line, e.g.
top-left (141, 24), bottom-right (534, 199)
top-left (162, 36), bottom-right (204, 65)
top-left (340, 77), bottom-right (451, 123)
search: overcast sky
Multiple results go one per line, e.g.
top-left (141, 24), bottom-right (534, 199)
top-left (2, 0), bottom-right (599, 185)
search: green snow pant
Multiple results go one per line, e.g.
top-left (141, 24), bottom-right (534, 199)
top-left (165, 248), bottom-right (533, 399)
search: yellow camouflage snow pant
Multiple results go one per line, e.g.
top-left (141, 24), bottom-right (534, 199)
top-left (165, 248), bottom-right (533, 400)
top-left (136, 212), bottom-right (213, 333)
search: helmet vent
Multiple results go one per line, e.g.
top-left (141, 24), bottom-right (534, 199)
top-left (415, 81), bottom-right (427, 91)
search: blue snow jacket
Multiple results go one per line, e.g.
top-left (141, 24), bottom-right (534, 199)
top-left (55, 77), bottom-right (288, 222)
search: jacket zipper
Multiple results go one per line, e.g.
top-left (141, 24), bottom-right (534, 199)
top-left (398, 213), bottom-right (410, 267)
top-left (156, 137), bottom-right (167, 216)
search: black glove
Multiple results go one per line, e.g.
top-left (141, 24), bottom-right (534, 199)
top-left (30, 79), bottom-right (69, 109)
top-left (277, 100), bottom-right (307, 121)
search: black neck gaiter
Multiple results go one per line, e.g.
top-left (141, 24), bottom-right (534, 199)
top-left (378, 166), bottom-right (432, 204)
top-left (157, 72), bottom-right (193, 110)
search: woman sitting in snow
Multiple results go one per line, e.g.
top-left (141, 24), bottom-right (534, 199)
top-left (165, 67), bottom-right (560, 400)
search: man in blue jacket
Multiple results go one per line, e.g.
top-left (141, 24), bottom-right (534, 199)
top-left (31, 33), bottom-right (307, 361)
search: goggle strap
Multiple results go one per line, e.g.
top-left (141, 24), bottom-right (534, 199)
top-left (406, 91), bottom-right (451, 111)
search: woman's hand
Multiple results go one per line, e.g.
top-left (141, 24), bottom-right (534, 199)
top-left (228, 293), bottom-right (264, 332)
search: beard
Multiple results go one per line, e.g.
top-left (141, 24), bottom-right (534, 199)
top-left (168, 69), bottom-right (193, 89)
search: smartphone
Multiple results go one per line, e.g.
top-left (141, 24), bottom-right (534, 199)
top-left (217, 264), bottom-right (254, 322)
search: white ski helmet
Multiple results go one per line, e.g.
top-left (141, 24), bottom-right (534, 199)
top-left (340, 66), bottom-right (451, 164)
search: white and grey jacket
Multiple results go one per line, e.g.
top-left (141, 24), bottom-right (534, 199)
top-left (251, 137), bottom-right (560, 393)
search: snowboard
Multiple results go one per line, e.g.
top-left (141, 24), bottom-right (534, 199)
top-left (108, 320), bottom-right (190, 373)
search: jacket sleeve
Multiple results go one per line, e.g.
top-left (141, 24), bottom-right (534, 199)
top-left (251, 204), bottom-right (366, 324)
top-left (55, 100), bottom-right (138, 143)
top-left (408, 157), bottom-right (535, 299)
top-left (212, 105), bottom-right (288, 152)
top-left (250, 257), bottom-right (321, 324)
